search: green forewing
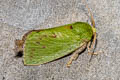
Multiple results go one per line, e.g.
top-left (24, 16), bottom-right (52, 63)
top-left (24, 22), bottom-right (93, 65)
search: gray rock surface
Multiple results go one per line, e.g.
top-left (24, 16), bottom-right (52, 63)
top-left (0, 0), bottom-right (120, 80)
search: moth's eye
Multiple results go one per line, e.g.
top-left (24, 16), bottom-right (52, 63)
top-left (15, 51), bottom-right (23, 57)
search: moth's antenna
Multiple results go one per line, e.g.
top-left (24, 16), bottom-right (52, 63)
top-left (82, 0), bottom-right (97, 62)
top-left (82, 0), bottom-right (95, 28)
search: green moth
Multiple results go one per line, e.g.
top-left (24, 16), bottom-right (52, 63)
top-left (15, 1), bottom-right (97, 67)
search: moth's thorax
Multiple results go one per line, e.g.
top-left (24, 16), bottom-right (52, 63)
top-left (72, 22), bottom-right (93, 41)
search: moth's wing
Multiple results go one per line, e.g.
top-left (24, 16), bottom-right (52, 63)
top-left (24, 25), bottom-right (84, 65)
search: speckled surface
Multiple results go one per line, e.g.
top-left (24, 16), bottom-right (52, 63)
top-left (0, 0), bottom-right (120, 80)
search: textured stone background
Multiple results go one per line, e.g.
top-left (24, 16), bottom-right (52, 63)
top-left (0, 0), bottom-right (120, 80)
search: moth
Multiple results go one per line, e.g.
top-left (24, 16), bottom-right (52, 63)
top-left (15, 0), bottom-right (97, 67)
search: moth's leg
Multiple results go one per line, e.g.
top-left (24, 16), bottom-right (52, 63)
top-left (87, 33), bottom-right (98, 55)
top-left (67, 43), bottom-right (87, 67)
top-left (87, 41), bottom-right (96, 55)
top-left (87, 41), bottom-right (91, 53)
